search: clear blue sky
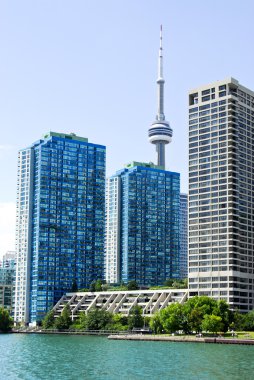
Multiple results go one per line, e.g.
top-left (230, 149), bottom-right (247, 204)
top-left (0, 0), bottom-right (254, 256)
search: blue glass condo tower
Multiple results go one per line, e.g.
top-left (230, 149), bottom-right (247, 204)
top-left (14, 132), bottom-right (106, 324)
top-left (105, 28), bottom-right (181, 287)
top-left (105, 162), bottom-right (180, 286)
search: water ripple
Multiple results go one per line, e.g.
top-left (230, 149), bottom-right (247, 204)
top-left (0, 334), bottom-right (253, 380)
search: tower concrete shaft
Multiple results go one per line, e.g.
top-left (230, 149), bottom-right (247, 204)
top-left (148, 25), bottom-right (172, 169)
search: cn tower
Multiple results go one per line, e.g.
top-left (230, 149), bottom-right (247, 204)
top-left (148, 26), bottom-right (172, 169)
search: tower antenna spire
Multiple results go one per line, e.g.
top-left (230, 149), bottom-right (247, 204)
top-left (148, 25), bottom-right (173, 169)
top-left (159, 24), bottom-right (163, 73)
top-left (157, 24), bottom-right (165, 121)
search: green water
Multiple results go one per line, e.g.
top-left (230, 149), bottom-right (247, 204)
top-left (0, 334), bottom-right (254, 380)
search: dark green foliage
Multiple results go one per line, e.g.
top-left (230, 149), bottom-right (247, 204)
top-left (81, 310), bottom-right (129, 331)
top-left (127, 280), bottom-right (139, 290)
top-left (128, 306), bottom-right (144, 329)
top-left (42, 309), bottom-right (55, 329)
top-left (0, 307), bottom-right (13, 332)
top-left (55, 305), bottom-right (72, 330)
top-left (106, 284), bottom-right (128, 291)
top-left (149, 312), bottom-right (163, 334)
top-left (164, 279), bottom-right (174, 287)
top-left (178, 278), bottom-right (188, 289)
top-left (212, 300), bottom-right (232, 332)
top-left (89, 279), bottom-right (103, 292)
top-left (241, 310), bottom-right (254, 331)
top-left (89, 281), bottom-right (96, 292)
top-left (107, 313), bottom-right (129, 331)
top-left (150, 296), bottom-right (234, 335)
top-left (188, 308), bottom-right (204, 333)
top-left (95, 279), bottom-right (103, 292)
top-left (71, 311), bottom-right (87, 330)
top-left (86, 308), bottom-right (113, 330)
top-left (163, 278), bottom-right (188, 289)
top-left (73, 310), bottom-right (128, 331)
top-left (230, 309), bottom-right (244, 331)
top-left (78, 312), bottom-right (88, 329)
top-left (183, 296), bottom-right (218, 332)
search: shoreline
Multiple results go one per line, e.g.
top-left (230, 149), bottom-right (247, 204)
top-left (7, 330), bottom-right (254, 345)
top-left (10, 330), bottom-right (114, 336)
top-left (108, 334), bottom-right (254, 345)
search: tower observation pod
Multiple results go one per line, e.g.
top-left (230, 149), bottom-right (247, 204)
top-left (148, 25), bottom-right (172, 169)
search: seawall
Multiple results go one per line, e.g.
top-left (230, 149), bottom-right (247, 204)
top-left (108, 334), bottom-right (254, 345)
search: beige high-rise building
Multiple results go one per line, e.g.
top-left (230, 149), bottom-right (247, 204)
top-left (188, 77), bottom-right (254, 312)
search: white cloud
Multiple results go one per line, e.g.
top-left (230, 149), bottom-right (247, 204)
top-left (0, 202), bottom-right (16, 258)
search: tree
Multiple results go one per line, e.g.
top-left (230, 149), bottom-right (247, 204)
top-left (89, 279), bottom-right (103, 292)
top-left (184, 296), bottom-right (217, 317)
top-left (55, 304), bottom-right (72, 330)
top-left (183, 296), bottom-right (217, 333)
top-left (230, 309), bottom-right (244, 331)
top-left (188, 308), bottom-right (204, 333)
top-left (86, 308), bottom-right (113, 330)
top-left (127, 280), bottom-right (139, 291)
top-left (101, 283), bottom-right (109, 291)
top-left (164, 279), bottom-right (174, 287)
top-left (108, 313), bottom-right (129, 331)
top-left (163, 278), bottom-right (188, 289)
top-left (212, 300), bottom-right (232, 332)
top-left (95, 279), bottom-right (103, 292)
top-left (150, 312), bottom-right (163, 334)
top-left (78, 312), bottom-right (88, 329)
top-left (242, 310), bottom-right (254, 331)
top-left (160, 303), bottom-right (184, 333)
top-left (89, 281), bottom-right (96, 292)
top-left (0, 307), bottom-right (13, 332)
top-left (42, 309), bottom-right (55, 329)
top-left (128, 306), bottom-right (144, 330)
top-left (172, 279), bottom-right (188, 289)
top-left (201, 314), bottom-right (223, 334)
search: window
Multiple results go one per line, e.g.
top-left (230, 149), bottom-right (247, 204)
top-left (189, 107), bottom-right (198, 113)
top-left (200, 104), bottom-right (210, 110)
top-left (219, 91), bottom-right (226, 97)
top-left (189, 94), bottom-right (198, 106)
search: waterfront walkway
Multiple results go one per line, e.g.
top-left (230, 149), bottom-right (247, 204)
top-left (108, 334), bottom-right (254, 345)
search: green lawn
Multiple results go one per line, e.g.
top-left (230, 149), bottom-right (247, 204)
top-left (157, 332), bottom-right (254, 339)
top-left (223, 331), bottom-right (254, 339)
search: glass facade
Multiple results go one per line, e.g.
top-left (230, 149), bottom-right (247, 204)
top-left (106, 162), bottom-right (180, 286)
top-left (0, 267), bottom-right (16, 313)
top-left (0, 252), bottom-right (16, 313)
top-left (15, 132), bottom-right (106, 324)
